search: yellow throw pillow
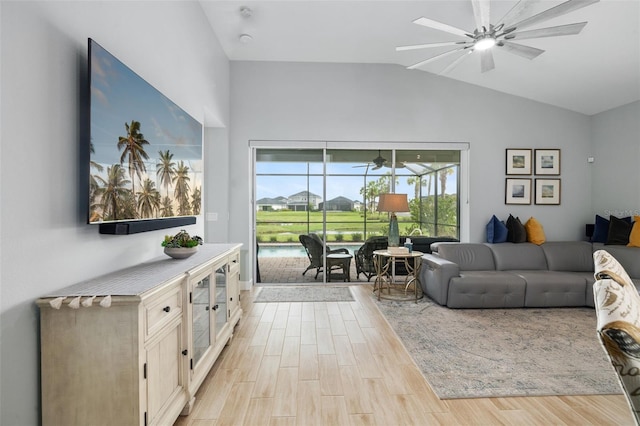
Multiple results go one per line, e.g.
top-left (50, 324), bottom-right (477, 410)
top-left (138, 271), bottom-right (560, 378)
top-left (627, 216), bottom-right (640, 247)
top-left (525, 217), bottom-right (546, 245)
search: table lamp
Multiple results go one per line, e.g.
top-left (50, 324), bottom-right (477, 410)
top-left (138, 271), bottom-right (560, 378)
top-left (377, 193), bottom-right (409, 247)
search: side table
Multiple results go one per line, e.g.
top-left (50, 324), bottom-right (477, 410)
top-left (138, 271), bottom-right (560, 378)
top-left (326, 253), bottom-right (353, 282)
top-left (372, 249), bottom-right (423, 302)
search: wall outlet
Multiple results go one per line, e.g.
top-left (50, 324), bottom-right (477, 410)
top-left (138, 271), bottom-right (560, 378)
top-left (206, 212), bottom-right (218, 221)
top-left (587, 157), bottom-right (595, 163)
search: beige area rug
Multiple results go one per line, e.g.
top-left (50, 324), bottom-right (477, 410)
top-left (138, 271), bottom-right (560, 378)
top-left (254, 286), bottom-right (354, 303)
top-left (374, 297), bottom-right (622, 399)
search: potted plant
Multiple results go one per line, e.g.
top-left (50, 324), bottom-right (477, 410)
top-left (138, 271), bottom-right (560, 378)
top-left (162, 230), bottom-right (203, 259)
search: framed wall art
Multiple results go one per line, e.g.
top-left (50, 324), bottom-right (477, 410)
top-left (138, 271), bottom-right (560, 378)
top-left (534, 149), bottom-right (561, 175)
top-left (505, 178), bottom-right (532, 205)
top-left (535, 179), bottom-right (561, 205)
top-left (506, 149), bottom-right (532, 175)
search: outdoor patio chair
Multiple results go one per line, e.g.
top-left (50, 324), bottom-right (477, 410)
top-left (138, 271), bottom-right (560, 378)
top-left (299, 234), bottom-right (349, 279)
top-left (355, 236), bottom-right (388, 281)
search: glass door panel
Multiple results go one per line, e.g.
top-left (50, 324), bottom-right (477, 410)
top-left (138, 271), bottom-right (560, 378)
top-left (214, 264), bottom-right (227, 336)
top-left (191, 274), bottom-right (210, 367)
top-left (255, 149), bottom-right (325, 283)
top-left (326, 149), bottom-right (394, 243)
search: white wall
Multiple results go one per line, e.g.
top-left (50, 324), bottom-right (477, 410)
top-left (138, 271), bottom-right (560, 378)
top-left (229, 60), bottom-right (594, 279)
top-left (590, 101), bottom-right (640, 218)
top-left (0, 1), bottom-right (229, 423)
top-left (205, 127), bottom-right (231, 242)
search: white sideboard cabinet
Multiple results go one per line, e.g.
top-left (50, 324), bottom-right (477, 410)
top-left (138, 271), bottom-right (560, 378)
top-left (36, 244), bottom-right (242, 426)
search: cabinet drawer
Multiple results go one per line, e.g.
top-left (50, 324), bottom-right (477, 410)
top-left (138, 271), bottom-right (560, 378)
top-left (144, 281), bottom-right (183, 339)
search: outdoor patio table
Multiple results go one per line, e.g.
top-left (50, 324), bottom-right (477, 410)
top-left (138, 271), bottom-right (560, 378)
top-left (326, 253), bottom-right (353, 282)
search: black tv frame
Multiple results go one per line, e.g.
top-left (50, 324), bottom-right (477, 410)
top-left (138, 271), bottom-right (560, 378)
top-left (87, 38), bottom-right (203, 236)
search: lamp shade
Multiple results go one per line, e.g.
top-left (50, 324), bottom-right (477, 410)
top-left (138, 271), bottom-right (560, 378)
top-left (377, 193), bottom-right (409, 213)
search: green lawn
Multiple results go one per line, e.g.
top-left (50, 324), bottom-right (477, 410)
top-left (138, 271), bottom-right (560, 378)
top-left (256, 210), bottom-right (417, 243)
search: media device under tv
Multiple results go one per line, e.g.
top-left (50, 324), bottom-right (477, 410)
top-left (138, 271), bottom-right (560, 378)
top-left (87, 38), bottom-right (202, 234)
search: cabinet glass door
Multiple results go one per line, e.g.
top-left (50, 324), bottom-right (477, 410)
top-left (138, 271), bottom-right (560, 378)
top-left (214, 264), bottom-right (227, 336)
top-left (192, 274), bottom-right (210, 366)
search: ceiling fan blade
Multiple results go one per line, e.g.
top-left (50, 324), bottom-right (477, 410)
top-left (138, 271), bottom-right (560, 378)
top-left (396, 41), bottom-right (469, 51)
top-left (499, 41), bottom-right (545, 59)
top-left (413, 17), bottom-right (473, 39)
top-left (471, 0), bottom-right (491, 31)
top-left (496, 0), bottom-right (541, 29)
top-left (504, 22), bottom-right (587, 41)
top-left (440, 50), bottom-right (473, 74)
top-left (479, 49), bottom-right (495, 73)
top-left (504, 0), bottom-right (599, 33)
top-left (407, 47), bottom-right (467, 70)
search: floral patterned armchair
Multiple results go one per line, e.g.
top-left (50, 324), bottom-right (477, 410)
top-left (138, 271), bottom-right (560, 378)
top-left (593, 249), bottom-right (640, 425)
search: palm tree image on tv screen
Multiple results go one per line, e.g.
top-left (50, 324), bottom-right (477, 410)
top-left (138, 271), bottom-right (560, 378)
top-left (88, 39), bottom-right (203, 224)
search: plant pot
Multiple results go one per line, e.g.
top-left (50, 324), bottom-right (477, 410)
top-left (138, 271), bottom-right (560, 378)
top-left (164, 246), bottom-right (198, 259)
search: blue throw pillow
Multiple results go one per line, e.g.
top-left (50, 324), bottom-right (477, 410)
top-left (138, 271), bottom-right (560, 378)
top-left (486, 215), bottom-right (508, 243)
top-left (592, 215), bottom-right (610, 243)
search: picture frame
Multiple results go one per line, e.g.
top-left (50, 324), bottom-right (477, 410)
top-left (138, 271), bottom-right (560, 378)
top-left (506, 149), bottom-right (532, 175)
top-left (534, 149), bottom-right (561, 175)
top-left (535, 179), bottom-right (561, 205)
top-left (505, 178), bottom-right (532, 205)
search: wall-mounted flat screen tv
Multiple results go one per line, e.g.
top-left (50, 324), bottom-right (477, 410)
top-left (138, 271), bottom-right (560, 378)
top-left (88, 38), bottom-right (202, 234)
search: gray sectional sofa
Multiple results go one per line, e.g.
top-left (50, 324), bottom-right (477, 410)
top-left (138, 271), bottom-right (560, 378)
top-left (420, 241), bottom-right (640, 309)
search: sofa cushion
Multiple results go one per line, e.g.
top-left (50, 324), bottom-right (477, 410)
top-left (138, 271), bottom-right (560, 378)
top-left (506, 215), bottom-right (527, 243)
top-left (447, 271), bottom-right (526, 308)
top-left (628, 216), bottom-right (640, 247)
top-left (592, 243), bottom-right (640, 279)
top-left (594, 247), bottom-right (636, 285)
top-left (607, 215), bottom-right (633, 245)
top-left (592, 214), bottom-right (610, 243)
top-left (488, 242), bottom-right (547, 271)
top-left (579, 272), bottom-right (598, 308)
top-left (515, 271), bottom-right (587, 307)
top-left (524, 217), bottom-right (546, 245)
top-left (486, 215), bottom-right (508, 243)
top-left (402, 236), bottom-right (459, 254)
top-left (541, 241), bottom-right (594, 272)
top-left (435, 243), bottom-right (496, 271)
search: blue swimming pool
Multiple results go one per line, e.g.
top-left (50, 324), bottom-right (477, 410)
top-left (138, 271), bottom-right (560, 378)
top-left (258, 244), bottom-right (361, 258)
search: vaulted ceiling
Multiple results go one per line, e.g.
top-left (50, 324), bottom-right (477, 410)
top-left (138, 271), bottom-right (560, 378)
top-left (201, 0), bottom-right (640, 116)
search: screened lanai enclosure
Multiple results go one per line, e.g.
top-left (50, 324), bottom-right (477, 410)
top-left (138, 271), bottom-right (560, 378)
top-left (252, 144), bottom-right (465, 284)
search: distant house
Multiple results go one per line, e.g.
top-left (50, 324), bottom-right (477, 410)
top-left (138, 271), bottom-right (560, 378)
top-left (288, 191), bottom-right (322, 211)
top-left (256, 196), bottom-right (288, 211)
top-left (319, 196), bottom-right (354, 211)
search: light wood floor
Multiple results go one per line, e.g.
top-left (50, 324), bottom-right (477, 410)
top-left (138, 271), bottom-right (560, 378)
top-left (174, 285), bottom-right (634, 426)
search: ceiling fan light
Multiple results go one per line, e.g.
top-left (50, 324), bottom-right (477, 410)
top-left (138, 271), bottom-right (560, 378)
top-left (474, 36), bottom-right (496, 51)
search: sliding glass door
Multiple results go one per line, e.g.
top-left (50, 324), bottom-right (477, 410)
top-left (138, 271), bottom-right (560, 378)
top-left (253, 144), bottom-right (463, 284)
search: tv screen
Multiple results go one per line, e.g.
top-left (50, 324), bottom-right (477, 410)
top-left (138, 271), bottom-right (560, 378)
top-left (88, 38), bottom-right (202, 233)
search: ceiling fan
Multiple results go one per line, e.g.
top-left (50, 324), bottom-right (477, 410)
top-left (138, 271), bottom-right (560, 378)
top-left (353, 150), bottom-right (388, 170)
top-left (396, 0), bottom-right (599, 73)
top-left (370, 151), bottom-right (388, 170)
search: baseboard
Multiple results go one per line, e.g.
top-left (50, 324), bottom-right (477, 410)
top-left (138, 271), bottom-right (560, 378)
top-left (241, 279), bottom-right (253, 291)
